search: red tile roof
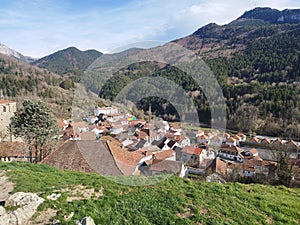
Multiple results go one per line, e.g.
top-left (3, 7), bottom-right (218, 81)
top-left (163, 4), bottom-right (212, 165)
top-left (237, 132), bottom-right (246, 138)
top-left (213, 157), bottom-right (227, 175)
top-left (287, 140), bottom-right (298, 147)
top-left (42, 140), bottom-right (123, 176)
top-left (57, 118), bottom-right (67, 129)
top-left (226, 137), bottom-right (237, 143)
top-left (182, 146), bottom-right (203, 156)
top-left (249, 148), bottom-right (258, 155)
top-left (79, 132), bottom-right (96, 140)
top-left (249, 137), bottom-right (260, 143)
top-left (102, 136), bottom-right (149, 175)
top-left (0, 142), bottom-right (27, 157)
top-left (272, 139), bottom-right (283, 145)
top-left (261, 138), bottom-right (271, 144)
top-left (0, 100), bottom-right (14, 104)
top-left (229, 163), bottom-right (255, 172)
top-left (153, 149), bottom-right (175, 160)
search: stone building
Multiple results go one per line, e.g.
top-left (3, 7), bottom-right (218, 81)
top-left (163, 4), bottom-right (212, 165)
top-left (0, 100), bottom-right (16, 140)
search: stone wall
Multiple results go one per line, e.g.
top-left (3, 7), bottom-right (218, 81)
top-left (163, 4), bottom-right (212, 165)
top-left (0, 100), bottom-right (16, 140)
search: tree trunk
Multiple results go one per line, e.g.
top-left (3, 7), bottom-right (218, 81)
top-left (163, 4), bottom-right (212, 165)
top-left (35, 146), bottom-right (38, 163)
top-left (29, 146), bottom-right (32, 163)
top-left (39, 149), bottom-right (43, 162)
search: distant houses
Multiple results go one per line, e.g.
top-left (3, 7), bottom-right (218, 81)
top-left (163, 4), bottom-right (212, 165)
top-left (3, 101), bottom-right (299, 185)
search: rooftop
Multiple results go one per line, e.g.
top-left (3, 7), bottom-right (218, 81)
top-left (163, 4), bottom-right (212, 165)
top-left (42, 140), bottom-right (123, 176)
top-left (0, 100), bottom-right (15, 104)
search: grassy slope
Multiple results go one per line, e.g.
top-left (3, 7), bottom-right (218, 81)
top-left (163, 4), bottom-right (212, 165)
top-left (0, 162), bottom-right (300, 225)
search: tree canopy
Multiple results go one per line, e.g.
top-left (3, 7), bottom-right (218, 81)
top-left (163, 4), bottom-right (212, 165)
top-left (9, 100), bottom-right (59, 162)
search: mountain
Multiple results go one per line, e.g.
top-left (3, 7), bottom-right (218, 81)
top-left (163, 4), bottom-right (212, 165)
top-left (0, 53), bottom-right (74, 117)
top-left (0, 43), bottom-right (36, 63)
top-left (172, 7), bottom-right (300, 136)
top-left (95, 7), bottom-right (300, 137)
top-left (237, 7), bottom-right (300, 24)
top-left (31, 47), bottom-right (102, 76)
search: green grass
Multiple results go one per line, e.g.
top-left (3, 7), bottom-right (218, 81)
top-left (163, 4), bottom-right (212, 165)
top-left (1, 162), bottom-right (300, 225)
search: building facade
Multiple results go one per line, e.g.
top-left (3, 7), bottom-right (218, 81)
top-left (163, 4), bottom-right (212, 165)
top-left (0, 100), bottom-right (16, 140)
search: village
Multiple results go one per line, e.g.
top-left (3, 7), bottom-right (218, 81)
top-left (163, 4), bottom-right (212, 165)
top-left (1, 99), bottom-right (300, 185)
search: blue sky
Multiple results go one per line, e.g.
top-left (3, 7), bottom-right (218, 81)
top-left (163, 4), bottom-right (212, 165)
top-left (0, 0), bottom-right (299, 58)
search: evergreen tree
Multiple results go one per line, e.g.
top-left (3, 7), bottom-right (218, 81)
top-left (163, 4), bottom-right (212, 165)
top-left (9, 100), bottom-right (59, 162)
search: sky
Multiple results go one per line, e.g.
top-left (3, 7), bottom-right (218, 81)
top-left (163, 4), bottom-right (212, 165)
top-left (0, 0), bottom-right (299, 58)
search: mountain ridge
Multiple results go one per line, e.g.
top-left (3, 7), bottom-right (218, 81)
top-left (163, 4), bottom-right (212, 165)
top-left (237, 7), bottom-right (300, 24)
top-left (0, 43), bottom-right (36, 63)
top-left (31, 46), bottom-right (102, 76)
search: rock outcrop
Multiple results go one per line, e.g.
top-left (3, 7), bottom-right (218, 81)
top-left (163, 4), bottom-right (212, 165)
top-left (76, 216), bottom-right (96, 225)
top-left (0, 192), bottom-right (44, 225)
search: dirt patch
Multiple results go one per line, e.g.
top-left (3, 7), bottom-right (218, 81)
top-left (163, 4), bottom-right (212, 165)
top-left (266, 217), bottom-right (273, 224)
top-left (0, 170), bottom-right (14, 202)
top-left (176, 207), bottom-right (194, 218)
top-left (62, 185), bottom-right (104, 202)
top-left (29, 208), bottom-right (57, 225)
top-left (200, 207), bottom-right (208, 214)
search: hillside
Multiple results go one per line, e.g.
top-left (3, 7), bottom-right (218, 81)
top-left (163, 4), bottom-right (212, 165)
top-left (0, 162), bottom-right (299, 224)
top-left (0, 43), bottom-right (36, 63)
top-left (94, 7), bottom-right (300, 137)
top-left (0, 53), bottom-right (74, 117)
top-left (31, 47), bottom-right (102, 76)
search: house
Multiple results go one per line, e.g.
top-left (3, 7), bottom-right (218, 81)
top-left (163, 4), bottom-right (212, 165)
top-left (121, 139), bottom-right (134, 147)
top-left (181, 146), bottom-right (205, 167)
top-left (272, 138), bottom-right (283, 146)
top-left (110, 125), bottom-right (124, 135)
top-left (210, 135), bottom-right (223, 148)
top-left (233, 135), bottom-right (242, 144)
top-left (205, 157), bottom-right (227, 176)
top-left (197, 135), bottom-right (209, 144)
top-left (225, 137), bottom-right (237, 147)
top-left (249, 137), bottom-right (260, 143)
top-left (166, 140), bottom-right (178, 149)
top-left (42, 140), bottom-right (123, 176)
top-left (0, 142), bottom-right (29, 162)
top-left (147, 130), bottom-right (161, 144)
top-left (177, 136), bottom-right (190, 148)
top-left (94, 106), bottom-right (118, 116)
top-left (287, 140), bottom-right (298, 150)
top-left (249, 148), bottom-right (259, 157)
top-left (196, 129), bottom-right (205, 137)
top-left (79, 131), bottom-right (97, 140)
top-left (237, 132), bottom-right (247, 142)
top-left (169, 123), bottom-right (181, 132)
top-left (218, 146), bottom-right (244, 162)
top-left (228, 163), bottom-right (256, 177)
top-left (153, 136), bottom-right (174, 151)
top-left (222, 132), bottom-right (231, 142)
top-left (173, 146), bottom-right (183, 161)
top-left (153, 149), bottom-right (175, 161)
top-left (261, 138), bottom-right (271, 145)
top-left (149, 160), bottom-right (186, 177)
top-left (243, 158), bottom-right (277, 178)
top-left (102, 136), bottom-right (154, 175)
top-left (162, 121), bottom-right (170, 131)
top-left (0, 100), bottom-right (16, 140)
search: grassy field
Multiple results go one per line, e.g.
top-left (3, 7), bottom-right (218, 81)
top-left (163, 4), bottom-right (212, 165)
top-left (1, 162), bottom-right (300, 225)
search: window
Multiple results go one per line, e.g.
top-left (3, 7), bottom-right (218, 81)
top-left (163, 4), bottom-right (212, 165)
top-left (3, 106), bottom-right (6, 112)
